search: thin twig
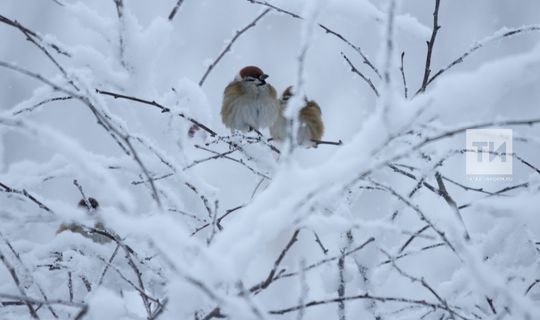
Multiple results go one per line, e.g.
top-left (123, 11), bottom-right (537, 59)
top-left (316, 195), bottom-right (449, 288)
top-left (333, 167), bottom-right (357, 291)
top-left (0, 181), bottom-right (54, 214)
top-left (341, 52), bottom-right (379, 97)
top-left (13, 96), bottom-right (73, 115)
top-left (435, 172), bottom-right (471, 241)
top-left (425, 24), bottom-right (540, 91)
top-left (400, 51), bottom-right (408, 99)
top-left (168, 0), bottom-right (186, 21)
top-left (312, 139), bottom-right (343, 146)
top-left (96, 89), bottom-right (217, 137)
top-left (0, 234), bottom-right (58, 318)
top-left (199, 8), bottom-right (271, 86)
top-left (249, 229), bottom-right (300, 293)
top-left (246, 1), bottom-right (381, 79)
top-left (419, 0), bottom-right (441, 93)
top-left (0, 249), bottom-right (40, 319)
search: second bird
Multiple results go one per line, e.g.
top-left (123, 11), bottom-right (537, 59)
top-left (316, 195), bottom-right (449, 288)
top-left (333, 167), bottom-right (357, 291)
top-left (270, 86), bottom-right (324, 147)
top-left (221, 66), bottom-right (279, 133)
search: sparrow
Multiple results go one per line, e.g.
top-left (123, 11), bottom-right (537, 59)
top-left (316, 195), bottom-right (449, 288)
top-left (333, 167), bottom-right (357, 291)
top-left (57, 197), bottom-right (111, 243)
top-left (221, 66), bottom-right (279, 132)
top-left (270, 86), bottom-right (324, 147)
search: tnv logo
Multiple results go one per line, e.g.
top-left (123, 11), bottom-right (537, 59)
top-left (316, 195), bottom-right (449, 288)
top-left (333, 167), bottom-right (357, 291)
top-left (466, 129), bottom-right (513, 175)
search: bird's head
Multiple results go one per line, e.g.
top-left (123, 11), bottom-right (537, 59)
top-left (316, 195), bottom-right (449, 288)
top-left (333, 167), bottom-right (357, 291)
top-left (236, 66), bottom-right (269, 86)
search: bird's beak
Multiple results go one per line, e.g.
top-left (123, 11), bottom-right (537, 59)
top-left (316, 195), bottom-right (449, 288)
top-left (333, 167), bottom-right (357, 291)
top-left (257, 74), bottom-right (268, 86)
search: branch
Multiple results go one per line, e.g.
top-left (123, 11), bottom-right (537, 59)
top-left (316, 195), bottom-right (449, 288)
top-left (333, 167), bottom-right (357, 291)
top-left (246, 0), bottom-right (381, 79)
top-left (425, 24), bottom-right (540, 90)
top-left (312, 139), bottom-right (343, 146)
top-left (96, 88), bottom-right (217, 137)
top-left (0, 233), bottom-right (58, 318)
top-left (249, 229), bottom-right (300, 293)
top-left (199, 8), bottom-right (271, 86)
top-left (400, 51), bottom-right (408, 99)
top-left (341, 52), bottom-right (379, 97)
top-left (269, 293), bottom-right (450, 316)
top-left (0, 14), bottom-right (77, 90)
top-left (277, 237), bottom-right (375, 281)
top-left (419, 0), bottom-right (441, 93)
top-left (168, 0), bottom-right (186, 21)
top-left (435, 172), bottom-right (470, 241)
top-left (0, 249), bottom-right (39, 318)
top-left (0, 62), bottom-right (163, 208)
top-left (0, 181), bottom-right (54, 214)
top-left (370, 179), bottom-right (458, 255)
top-left (13, 96), bottom-right (73, 116)
top-left (382, 249), bottom-right (466, 320)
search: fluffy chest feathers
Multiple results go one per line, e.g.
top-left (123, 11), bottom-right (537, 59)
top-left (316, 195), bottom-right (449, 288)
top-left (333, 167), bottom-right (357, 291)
top-left (221, 81), bottom-right (278, 132)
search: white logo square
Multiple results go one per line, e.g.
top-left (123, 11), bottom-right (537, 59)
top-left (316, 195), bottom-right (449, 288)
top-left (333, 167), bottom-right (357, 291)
top-left (466, 129), bottom-right (512, 175)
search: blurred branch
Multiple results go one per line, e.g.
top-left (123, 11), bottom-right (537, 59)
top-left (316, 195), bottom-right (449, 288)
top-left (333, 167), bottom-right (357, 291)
top-left (96, 89), bottom-right (218, 137)
top-left (0, 62), bottom-right (163, 207)
top-left (247, 0), bottom-right (381, 79)
top-left (312, 139), bottom-right (343, 146)
top-left (400, 51), bottom-right (408, 99)
top-left (112, 0), bottom-right (129, 69)
top-left (268, 293), bottom-right (454, 316)
top-left (168, 0), bottom-right (186, 21)
top-left (191, 204), bottom-right (246, 236)
top-left (194, 145), bottom-right (271, 178)
top-left (274, 237), bottom-right (375, 281)
top-left (370, 179), bottom-right (458, 255)
top-left (97, 244), bottom-right (121, 286)
top-left (0, 14), bottom-right (77, 90)
top-left (0, 233), bottom-right (59, 318)
top-left (0, 181), bottom-right (54, 214)
top-left (458, 182), bottom-right (529, 210)
top-left (382, 249), bottom-right (464, 320)
top-left (341, 52), bottom-right (379, 97)
top-left (337, 231), bottom-right (353, 320)
top-left (398, 225), bottom-right (430, 254)
top-left (249, 229), bottom-right (300, 293)
top-left (412, 118), bottom-right (540, 151)
top-left (199, 8), bottom-right (272, 86)
top-left (13, 96), bottom-right (73, 116)
top-left (0, 293), bottom-right (86, 315)
top-left (435, 172), bottom-right (471, 241)
top-left (379, 243), bottom-right (445, 266)
top-left (0, 249), bottom-right (39, 319)
top-left (382, 0), bottom-right (397, 90)
top-left (419, 0), bottom-right (441, 94)
top-left (424, 24), bottom-right (540, 91)
top-left (0, 14), bottom-right (70, 57)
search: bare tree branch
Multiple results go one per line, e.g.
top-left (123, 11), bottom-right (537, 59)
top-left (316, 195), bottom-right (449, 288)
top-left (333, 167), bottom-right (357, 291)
top-left (0, 181), bottom-right (54, 214)
top-left (0, 249), bottom-right (40, 319)
top-left (425, 24), bottom-right (540, 90)
top-left (246, 0), bottom-right (381, 79)
top-left (199, 8), bottom-right (271, 86)
top-left (419, 0), bottom-right (441, 93)
top-left (168, 0), bottom-right (186, 21)
top-left (400, 51), bottom-right (408, 98)
top-left (341, 52), bottom-right (380, 97)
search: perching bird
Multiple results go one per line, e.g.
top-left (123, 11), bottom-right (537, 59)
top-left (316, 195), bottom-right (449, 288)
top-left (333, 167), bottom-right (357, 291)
top-left (221, 66), bottom-right (279, 132)
top-left (57, 197), bottom-right (111, 243)
top-left (270, 86), bottom-right (324, 147)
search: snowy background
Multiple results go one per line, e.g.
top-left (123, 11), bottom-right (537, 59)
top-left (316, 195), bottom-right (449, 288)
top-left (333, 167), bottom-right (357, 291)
top-left (1, 0), bottom-right (540, 319)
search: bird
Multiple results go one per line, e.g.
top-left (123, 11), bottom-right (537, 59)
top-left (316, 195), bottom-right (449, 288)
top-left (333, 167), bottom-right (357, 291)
top-left (221, 66), bottom-right (279, 133)
top-left (270, 86), bottom-right (324, 147)
top-left (57, 197), bottom-right (111, 243)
